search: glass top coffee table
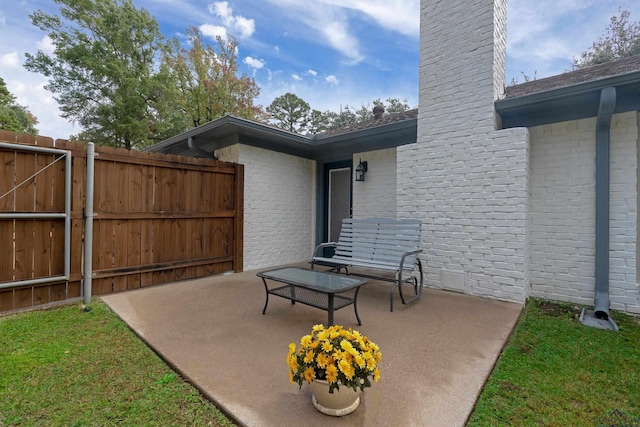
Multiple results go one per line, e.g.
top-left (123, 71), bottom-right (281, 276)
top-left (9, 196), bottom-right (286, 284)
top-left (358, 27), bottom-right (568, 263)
top-left (257, 267), bottom-right (367, 325)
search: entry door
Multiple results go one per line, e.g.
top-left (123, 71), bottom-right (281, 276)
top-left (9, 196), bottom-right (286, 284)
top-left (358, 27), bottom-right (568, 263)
top-left (328, 167), bottom-right (352, 242)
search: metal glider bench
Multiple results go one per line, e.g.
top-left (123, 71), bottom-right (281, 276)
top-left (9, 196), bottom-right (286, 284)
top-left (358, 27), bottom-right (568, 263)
top-left (311, 217), bottom-right (424, 311)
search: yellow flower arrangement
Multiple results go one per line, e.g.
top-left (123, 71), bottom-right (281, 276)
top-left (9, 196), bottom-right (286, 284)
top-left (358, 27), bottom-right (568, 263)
top-left (287, 324), bottom-right (381, 393)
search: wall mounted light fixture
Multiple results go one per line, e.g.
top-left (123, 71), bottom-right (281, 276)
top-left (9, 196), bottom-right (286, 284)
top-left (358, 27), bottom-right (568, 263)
top-left (355, 159), bottom-right (368, 182)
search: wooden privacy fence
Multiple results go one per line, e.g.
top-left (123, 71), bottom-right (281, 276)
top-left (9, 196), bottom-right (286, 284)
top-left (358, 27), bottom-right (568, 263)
top-left (0, 131), bottom-right (243, 313)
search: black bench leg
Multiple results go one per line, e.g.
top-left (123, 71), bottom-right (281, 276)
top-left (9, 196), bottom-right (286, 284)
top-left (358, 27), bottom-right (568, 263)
top-left (261, 278), bottom-right (270, 315)
top-left (328, 294), bottom-right (334, 326)
top-left (390, 283), bottom-right (396, 312)
top-left (353, 287), bottom-right (362, 325)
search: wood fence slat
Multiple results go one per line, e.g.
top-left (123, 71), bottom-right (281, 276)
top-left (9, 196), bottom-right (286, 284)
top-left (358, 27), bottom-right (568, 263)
top-left (0, 129), bottom-right (17, 143)
top-left (15, 149), bottom-right (35, 211)
top-left (127, 218), bottom-right (142, 289)
top-left (128, 163), bottom-right (142, 212)
top-left (14, 220), bottom-right (33, 281)
top-left (0, 290), bottom-right (13, 311)
top-left (14, 287), bottom-right (32, 309)
top-left (175, 219), bottom-right (186, 261)
top-left (0, 221), bottom-right (13, 282)
top-left (93, 219), bottom-right (113, 295)
top-left (50, 282), bottom-right (66, 302)
top-left (52, 150), bottom-right (66, 211)
top-left (70, 155), bottom-right (85, 299)
top-left (17, 133), bottom-right (36, 145)
top-left (97, 220), bottom-right (113, 272)
top-left (34, 153), bottom-right (53, 212)
top-left (51, 220), bottom-right (65, 276)
top-left (175, 168), bottom-right (186, 211)
top-left (68, 281), bottom-right (81, 298)
top-left (33, 284), bottom-right (50, 306)
top-left (140, 219), bottom-right (153, 287)
top-left (142, 164), bottom-right (154, 211)
top-left (112, 219), bottom-right (127, 292)
top-left (33, 220), bottom-right (52, 278)
top-left (0, 148), bottom-right (15, 211)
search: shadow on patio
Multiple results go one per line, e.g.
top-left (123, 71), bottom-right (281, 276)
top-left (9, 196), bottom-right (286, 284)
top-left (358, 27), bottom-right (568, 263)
top-left (102, 263), bottom-right (522, 427)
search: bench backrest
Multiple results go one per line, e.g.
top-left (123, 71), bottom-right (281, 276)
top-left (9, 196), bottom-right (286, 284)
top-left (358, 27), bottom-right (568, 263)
top-left (335, 218), bottom-right (422, 268)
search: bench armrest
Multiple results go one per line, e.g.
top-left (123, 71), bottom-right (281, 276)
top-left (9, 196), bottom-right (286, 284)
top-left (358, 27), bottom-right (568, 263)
top-left (312, 242), bottom-right (337, 258)
top-left (399, 248), bottom-right (422, 271)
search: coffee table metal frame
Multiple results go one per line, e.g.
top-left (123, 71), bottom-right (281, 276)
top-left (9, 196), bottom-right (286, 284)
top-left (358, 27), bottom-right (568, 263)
top-left (257, 267), bottom-right (367, 325)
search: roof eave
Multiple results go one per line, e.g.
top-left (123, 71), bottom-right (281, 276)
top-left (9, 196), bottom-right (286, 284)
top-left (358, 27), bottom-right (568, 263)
top-left (496, 71), bottom-right (640, 128)
top-left (144, 115), bottom-right (315, 157)
top-left (312, 118), bottom-right (418, 162)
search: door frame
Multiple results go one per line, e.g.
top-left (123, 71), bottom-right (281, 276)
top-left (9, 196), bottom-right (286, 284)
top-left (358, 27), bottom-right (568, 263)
top-left (317, 160), bottom-right (352, 245)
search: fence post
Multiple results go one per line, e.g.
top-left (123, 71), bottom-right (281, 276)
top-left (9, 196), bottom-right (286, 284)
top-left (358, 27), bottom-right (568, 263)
top-left (83, 143), bottom-right (95, 305)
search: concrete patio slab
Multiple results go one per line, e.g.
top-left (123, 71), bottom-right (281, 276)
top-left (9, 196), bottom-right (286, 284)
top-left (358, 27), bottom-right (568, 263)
top-left (102, 265), bottom-right (522, 426)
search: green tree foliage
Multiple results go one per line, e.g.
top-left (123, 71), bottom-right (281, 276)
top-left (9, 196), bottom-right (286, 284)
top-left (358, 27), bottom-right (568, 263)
top-left (164, 27), bottom-right (264, 128)
top-left (324, 98), bottom-right (411, 131)
top-left (383, 97), bottom-right (412, 114)
top-left (24, 0), bottom-right (183, 149)
top-left (327, 106), bottom-right (358, 130)
top-left (267, 95), bottom-right (411, 134)
top-left (266, 92), bottom-right (312, 133)
top-left (0, 77), bottom-right (39, 134)
top-left (509, 71), bottom-right (538, 86)
top-left (307, 109), bottom-right (327, 134)
top-left (573, 9), bottom-right (640, 69)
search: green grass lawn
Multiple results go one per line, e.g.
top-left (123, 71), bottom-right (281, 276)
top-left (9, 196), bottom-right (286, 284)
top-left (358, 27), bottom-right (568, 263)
top-left (1, 298), bottom-right (638, 426)
top-left (0, 301), bottom-right (235, 426)
top-left (467, 299), bottom-right (640, 427)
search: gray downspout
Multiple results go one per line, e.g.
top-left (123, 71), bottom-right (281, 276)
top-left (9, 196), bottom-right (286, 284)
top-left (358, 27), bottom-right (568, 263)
top-left (594, 87), bottom-right (616, 320)
top-left (188, 136), bottom-right (218, 160)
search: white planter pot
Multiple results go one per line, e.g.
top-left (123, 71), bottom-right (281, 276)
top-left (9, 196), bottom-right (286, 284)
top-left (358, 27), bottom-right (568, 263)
top-left (309, 379), bottom-right (361, 416)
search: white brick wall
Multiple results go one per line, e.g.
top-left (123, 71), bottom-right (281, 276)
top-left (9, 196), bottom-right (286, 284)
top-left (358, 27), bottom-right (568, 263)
top-left (398, 127), bottom-right (530, 303)
top-left (352, 148), bottom-right (397, 219)
top-left (216, 145), bottom-right (316, 271)
top-left (530, 112), bottom-right (639, 314)
top-left (399, 0), bottom-right (530, 303)
top-left (610, 112), bottom-right (639, 314)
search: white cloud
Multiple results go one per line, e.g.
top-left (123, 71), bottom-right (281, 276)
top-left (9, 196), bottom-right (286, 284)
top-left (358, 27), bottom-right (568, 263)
top-left (321, 0), bottom-right (419, 38)
top-left (265, 0), bottom-right (364, 64)
top-left (306, 69), bottom-right (317, 76)
top-left (291, 73), bottom-right (302, 81)
top-left (209, 1), bottom-right (233, 23)
top-left (0, 52), bottom-right (20, 68)
top-left (243, 56), bottom-right (265, 70)
top-left (36, 36), bottom-right (55, 55)
top-left (208, 1), bottom-right (255, 39)
top-left (325, 75), bottom-right (339, 85)
top-left (234, 16), bottom-right (255, 39)
top-left (322, 20), bottom-right (363, 64)
top-left (199, 24), bottom-right (228, 40)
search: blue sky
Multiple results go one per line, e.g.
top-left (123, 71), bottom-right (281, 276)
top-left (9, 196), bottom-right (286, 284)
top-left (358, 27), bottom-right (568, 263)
top-left (0, 0), bottom-right (638, 139)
